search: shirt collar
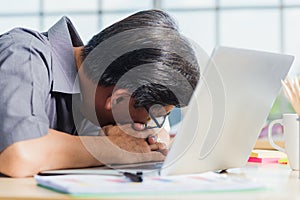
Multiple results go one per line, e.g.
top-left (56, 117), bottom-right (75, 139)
top-left (47, 16), bottom-right (84, 94)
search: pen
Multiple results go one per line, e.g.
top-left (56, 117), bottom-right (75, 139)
top-left (123, 172), bottom-right (143, 182)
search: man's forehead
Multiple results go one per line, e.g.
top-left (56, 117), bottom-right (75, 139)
top-left (165, 105), bottom-right (175, 113)
top-left (150, 105), bottom-right (174, 115)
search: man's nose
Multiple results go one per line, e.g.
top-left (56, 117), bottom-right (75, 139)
top-left (132, 123), bottom-right (146, 131)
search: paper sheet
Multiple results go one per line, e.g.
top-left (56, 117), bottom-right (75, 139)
top-left (35, 172), bottom-right (264, 195)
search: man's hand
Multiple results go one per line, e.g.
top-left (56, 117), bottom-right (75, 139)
top-left (102, 124), bottom-right (151, 153)
top-left (146, 128), bottom-right (170, 156)
top-left (0, 126), bottom-right (169, 177)
top-left (101, 124), bottom-right (169, 155)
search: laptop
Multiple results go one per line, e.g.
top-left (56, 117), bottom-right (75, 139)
top-left (39, 46), bottom-right (294, 176)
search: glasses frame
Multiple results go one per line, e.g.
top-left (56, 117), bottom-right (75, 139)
top-left (144, 105), bottom-right (168, 129)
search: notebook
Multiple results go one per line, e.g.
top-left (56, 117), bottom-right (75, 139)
top-left (39, 46), bottom-right (294, 176)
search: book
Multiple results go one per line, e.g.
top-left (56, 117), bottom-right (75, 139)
top-left (248, 150), bottom-right (287, 164)
top-left (248, 157), bottom-right (279, 163)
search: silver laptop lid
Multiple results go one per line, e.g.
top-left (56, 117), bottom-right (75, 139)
top-left (161, 46), bottom-right (294, 176)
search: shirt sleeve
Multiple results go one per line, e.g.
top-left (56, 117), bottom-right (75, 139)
top-left (0, 30), bottom-right (51, 152)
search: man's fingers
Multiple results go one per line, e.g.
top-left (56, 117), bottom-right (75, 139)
top-left (158, 149), bottom-right (169, 156)
top-left (101, 125), bottom-right (122, 136)
top-left (147, 135), bottom-right (158, 144)
top-left (132, 123), bottom-right (146, 131)
top-left (102, 124), bottom-right (148, 138)
top-left (119, 124), bottom-right (156, 138)
top-left (146, 151), bottom-right (166, 162)
top-left (149, 142), bottom-right (167, 151)
top-left (121, 151), bottom-right (165, 163)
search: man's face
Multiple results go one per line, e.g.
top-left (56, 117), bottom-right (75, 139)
top-left (95, 90), bottom-right (174, 130)
top-left (111, 96), bottom-right (174, 130)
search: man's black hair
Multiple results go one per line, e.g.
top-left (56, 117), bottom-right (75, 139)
top-left (82, 9), bottom-right (200, 108)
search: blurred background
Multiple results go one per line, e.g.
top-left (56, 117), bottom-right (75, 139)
top-left (1, 0), bottom-right (299, 132)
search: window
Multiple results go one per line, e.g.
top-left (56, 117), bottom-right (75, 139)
top-left (0, 0), bottom-right (297, 122)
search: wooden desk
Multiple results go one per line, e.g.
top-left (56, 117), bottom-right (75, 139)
top-left (0, 151), bottom-right (299, 200)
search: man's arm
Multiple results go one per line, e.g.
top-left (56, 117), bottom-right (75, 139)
top-left (0, 129), bottom-right (100, 177)
top-left (0, 128), bottom-right (165, 178)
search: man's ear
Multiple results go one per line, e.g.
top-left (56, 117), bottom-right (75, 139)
top-left (104, 89), bottom-right (131, 110)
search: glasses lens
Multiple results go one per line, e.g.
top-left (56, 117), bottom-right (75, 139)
top-left (149, 104), bottom-right (167, 117)
top-left (147, 104), bottom-right (167, 128)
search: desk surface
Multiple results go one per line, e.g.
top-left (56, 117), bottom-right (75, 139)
top-left (0, 151), bottom-right (299, 200)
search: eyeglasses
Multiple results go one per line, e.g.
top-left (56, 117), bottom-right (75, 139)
top-left (144, 104), bottom-right (168, 129)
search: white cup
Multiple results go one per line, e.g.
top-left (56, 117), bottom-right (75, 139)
top-left (268, 113), bottom-right (299, 170)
